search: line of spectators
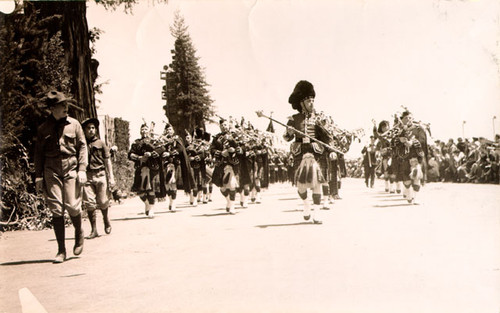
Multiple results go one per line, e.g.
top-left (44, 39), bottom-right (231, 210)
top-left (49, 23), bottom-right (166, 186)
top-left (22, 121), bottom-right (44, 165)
top-left (427, 135), bottom-right (500, 184)
top-left (345, 134), bottom-right (500, 185)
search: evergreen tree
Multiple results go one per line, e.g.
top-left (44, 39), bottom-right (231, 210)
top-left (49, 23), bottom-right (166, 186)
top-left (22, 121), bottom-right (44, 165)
top-left (166, 11), bottom-right (214, 136)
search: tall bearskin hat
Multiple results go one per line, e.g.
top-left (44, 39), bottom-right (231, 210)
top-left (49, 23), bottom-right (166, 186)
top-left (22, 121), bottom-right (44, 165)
top-left (288, 80), bottom-right (315, 111)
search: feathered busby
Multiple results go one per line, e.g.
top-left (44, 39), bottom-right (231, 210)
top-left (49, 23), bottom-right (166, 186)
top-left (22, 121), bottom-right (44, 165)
top-left (194, 127), bottom-right (204, 139)
top-left (288, 80), bottom-right (315, 111)
top-left (377, 120), bottom-right (389, 134)
top-left (193, 127), bottom-right (211, 142)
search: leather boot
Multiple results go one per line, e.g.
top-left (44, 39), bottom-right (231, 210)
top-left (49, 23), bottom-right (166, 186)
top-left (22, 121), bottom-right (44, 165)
top-left (87, 210), bottom-right (99, 239)
top-left (52, 216), bottom-right (66, 263)
top-left (101, 208), bottom-right (112, 234)
top-left (70, 214), bottom-right (84, 256)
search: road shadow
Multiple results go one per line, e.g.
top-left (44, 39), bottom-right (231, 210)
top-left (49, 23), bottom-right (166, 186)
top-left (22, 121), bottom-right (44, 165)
top-left (213, 207), bottom-right (247, 211)
top-left (192, 212), bottom-right (238, 217)
top-left (61, 273), bottom-right (86, 278)
top-left (255, 222), bottom-right (320, 228)
top-left (372, 194), bottom-right (401, 198)
top-left (278, 197), bottom-right (299, 201)
top-left (155, 210), bottom-right (177, 214)
top-left (373, 203), bottom-right (415, 208)
top-left (282, 209), bottom-right (303, 212)
top-left (1, 256), bottom-right (79, 266)
top-left (111, 216), bottom-right (155, 221)
top-left (48, 237), bottom-right (80, 242)
top-left (379, 198), bottom-right (408, 202)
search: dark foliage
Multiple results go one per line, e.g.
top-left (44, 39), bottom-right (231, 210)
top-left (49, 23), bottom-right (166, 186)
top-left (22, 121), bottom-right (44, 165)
top-left (112, 118), bottom-right (134, 196)
top-left (0, 5), bottom-right (70, 230)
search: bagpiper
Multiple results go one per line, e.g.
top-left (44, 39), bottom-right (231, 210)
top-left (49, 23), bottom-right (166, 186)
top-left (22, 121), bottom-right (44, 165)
top-left (185, 127), bottom-right (210, 206)
top-left (248, 131), bottom-right (270, 203)
top-left (392, 110), bottom-right (428, 204)
top-left (158, 123), bottom-right (195, 211)
top-left (211, 118), bottom-right (241, 214)
top-left (283, 80), bottom-right (333, 223)
top-left (233, 124), bottom-right (252, 208)
top-left (372, 119), bottom-right (394, 192)
top-left (128, 122), bottom-right (162, 218)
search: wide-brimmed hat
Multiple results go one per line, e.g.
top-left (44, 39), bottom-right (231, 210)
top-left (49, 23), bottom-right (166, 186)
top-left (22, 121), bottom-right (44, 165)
top-left (45, 90), bottom-right (75, 107)
top-left (288, 80), bottom-right (315, 111)
top-left (81, 117), bottom-right (100, 128)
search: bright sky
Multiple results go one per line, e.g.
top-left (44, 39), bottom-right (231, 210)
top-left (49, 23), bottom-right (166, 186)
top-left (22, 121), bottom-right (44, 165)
top-left (85, 0), bottom-right (499, 155)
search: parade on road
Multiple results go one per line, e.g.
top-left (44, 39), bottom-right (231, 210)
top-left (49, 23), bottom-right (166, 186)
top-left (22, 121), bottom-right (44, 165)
top-left (1, 1), bottom-right (500, 313)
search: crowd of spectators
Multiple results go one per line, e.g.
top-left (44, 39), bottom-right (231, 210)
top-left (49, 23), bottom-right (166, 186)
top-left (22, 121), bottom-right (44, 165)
top-left (427, 135), bottom-right (499, 184)
top-left (344, 135), bottom-right (500, 184)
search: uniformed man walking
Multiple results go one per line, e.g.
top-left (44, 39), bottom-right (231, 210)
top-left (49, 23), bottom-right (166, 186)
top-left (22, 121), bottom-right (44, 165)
top-left (81, 117), bottom-right (115, 239)
top-left (35, 91), bottom-right (88, 263)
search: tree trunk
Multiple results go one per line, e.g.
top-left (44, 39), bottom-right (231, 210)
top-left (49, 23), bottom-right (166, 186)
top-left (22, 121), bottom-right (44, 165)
top-left (28, 1), bottom-right (97, 121)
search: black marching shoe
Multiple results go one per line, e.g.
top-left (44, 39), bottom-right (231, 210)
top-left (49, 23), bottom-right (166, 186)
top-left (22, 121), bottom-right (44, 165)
top-left (86, 210), bottom-right (99, 239)
top-left (104, 224), bottom-right (112, 235)
top-left (70, 214), bottom-right (84, 256)
top-left (87, 230), bottom-right (99, 239)
top-left (74, 228), bottom-right (84, 255)
top-left (102, 208), bottom-right (112, 234)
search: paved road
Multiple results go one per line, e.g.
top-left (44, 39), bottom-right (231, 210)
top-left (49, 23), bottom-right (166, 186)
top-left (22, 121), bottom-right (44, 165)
top-left (1, 178), bottom-right (499, 313)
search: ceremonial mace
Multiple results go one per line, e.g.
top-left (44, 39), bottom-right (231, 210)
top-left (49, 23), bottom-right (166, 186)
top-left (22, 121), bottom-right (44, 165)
top-left (255, 110), bottom-right (344, 155)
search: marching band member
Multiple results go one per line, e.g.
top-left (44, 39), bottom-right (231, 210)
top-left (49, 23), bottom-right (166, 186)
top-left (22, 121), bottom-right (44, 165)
top-left (233, 125), bottom-right (252, 208)
top-left (159, 123), bottom-right (194, 211)
top-left (373, 120), bottom-right (394, 192)
top-left (128, 123), bottom-right (162, 218)
top-left (196, 127), bottom-right (212, 204)
top-left (185, 127), bottom-right (211, 205)
top-left (250, 135), bottom-right (270, 203)
top-left (185, 131), bottom-right (200, 206)
top-left (211, 118), bottom-right (240, 214)
top-left (397, 111), bottom-right (427, 204)
top-left (390, 116), bottom-right (404, 195)
top-left (283, 80), bottom-right (332, 224)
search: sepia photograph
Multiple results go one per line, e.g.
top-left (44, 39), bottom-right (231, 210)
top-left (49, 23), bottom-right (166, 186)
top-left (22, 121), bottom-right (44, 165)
top-left (1, 0), bottom-right (499, 312)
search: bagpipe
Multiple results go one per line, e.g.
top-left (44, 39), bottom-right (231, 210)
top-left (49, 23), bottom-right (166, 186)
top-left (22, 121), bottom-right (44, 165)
top-left (313, 111), bottom-right (365, 154)
top-left (374, 107), bottom-right (430, 159)
top-left (377, 115), bottom-right (430, 143)
top-left (256, 110), bottom-right (362, 155)
top-left (217, 114), bottom-right (272, 153)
